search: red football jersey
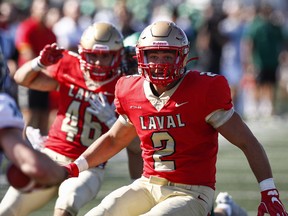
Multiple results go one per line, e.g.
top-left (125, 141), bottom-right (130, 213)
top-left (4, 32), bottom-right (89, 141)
top-left (44, 51), bottom-right (120, 159)
top-left (115, 71), bottom-right (233, 189)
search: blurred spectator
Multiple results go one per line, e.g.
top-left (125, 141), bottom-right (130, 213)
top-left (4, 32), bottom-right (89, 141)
top-left (171, 6), bottom-right (195, 44)
top-left (53, 0), bottom-right (88, 52)
top-left (15, 0), bottom-right (57, 135)
top-left (277, 49), bottom-right (288, 114)
top-left (0, 2), bottom-right (20, 102)
top-left (94, 0), bottom-right (136, 37)
top-left (45, 5), bottom-right (61, 29)
top-left (0, 2), bottom-right (19, 68)
top-left (149, 4), bottom-right (172, 23)
top-left (93, 8), bottom-right (115, 25)
top-left (218, 0), bottom-right (246, 116)
top-left (195, 2), bottom-right (227, 74)
top-left (45, 5), bottom-right (62, 128)
top-left (113, 0), bottom-right (135, 37)
top-left (242, 2), bottom-right (285, 117)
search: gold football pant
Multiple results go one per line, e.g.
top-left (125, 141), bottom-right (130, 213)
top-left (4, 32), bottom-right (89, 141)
top-left (85, 176), bottom-right (214, 216)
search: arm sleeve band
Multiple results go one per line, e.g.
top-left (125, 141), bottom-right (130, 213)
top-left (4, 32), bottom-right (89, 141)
top-left (31, 57), bottom-right (46, 71)
top-left (259, 178), bottom-right (276, 191)
top-left (74, 155), bottom-right (89, 172)
top-left (205, 108), bottom-right (234, 128)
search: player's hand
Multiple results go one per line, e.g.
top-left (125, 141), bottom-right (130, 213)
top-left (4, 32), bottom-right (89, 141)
top-left (38, 43), bottom-right (64, 68)
top-left (87, 93), bottom-right (117, 128)
top-left (63, 163), bottom-right (79, 179)
top-left (6, 163), bottom-right (48, 193)
top-left (257, 189), bottom-right (288, 216)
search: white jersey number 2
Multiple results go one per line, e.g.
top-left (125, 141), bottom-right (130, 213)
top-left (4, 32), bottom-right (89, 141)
top-left (152, 131), bottom-right (176, 171)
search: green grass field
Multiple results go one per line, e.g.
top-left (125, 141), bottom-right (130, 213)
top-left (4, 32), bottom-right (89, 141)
top-left (1, 116), bottom-right (288, 216)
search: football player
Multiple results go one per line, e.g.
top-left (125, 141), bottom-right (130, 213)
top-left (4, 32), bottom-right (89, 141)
top-left (64, 21), bottom-right (287, 216)
top-left (0, 22), bottom-right (142, 216)
top-left (0, 47), bottom-right (66, 188)
top-left (121, 30), bottom-right (248, 216)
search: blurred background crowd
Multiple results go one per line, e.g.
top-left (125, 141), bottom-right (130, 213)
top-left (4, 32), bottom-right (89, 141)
top-left (1, 0), bottom-right (288, 136)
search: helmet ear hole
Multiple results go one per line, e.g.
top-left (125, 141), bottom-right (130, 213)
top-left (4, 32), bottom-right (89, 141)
top-left (136, 21), bottom-right (190, 86)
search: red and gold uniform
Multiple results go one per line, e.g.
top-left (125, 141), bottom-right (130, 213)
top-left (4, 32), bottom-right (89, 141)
top-left (85, 71), bottom-right (233, 216)
top-left (45, 51), bottom-right (118, 159)
top-left (84, 21), bottom-right (283, 216)
top-left (115, 70), bottom-right (232, 189)
top-left (0, 22), bottom-right (128, 216)
top-left (0, 51), bottom-right (120, 216)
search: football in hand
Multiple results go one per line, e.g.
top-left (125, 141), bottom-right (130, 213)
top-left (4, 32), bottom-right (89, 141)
top-left (6, 163), bottom-right (36, 193)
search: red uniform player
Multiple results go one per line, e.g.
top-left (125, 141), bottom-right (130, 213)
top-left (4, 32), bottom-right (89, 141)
top-left (115, 71), bottom-right (231, 188)
top-left (65, 21), bottom-right (287, 216)
top-left (0, 22), bottom-right (142, 216)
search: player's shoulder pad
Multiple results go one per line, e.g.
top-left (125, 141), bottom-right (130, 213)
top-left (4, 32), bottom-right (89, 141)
top-left (185, 71), bottom-right (228, 88)
top-left (118, 74), bottom-right (141, 82)
top-left (116, 74), bottom-right (142, 93)
top-left (189, 70), bottom-right (226, 81)
top-left (123, 73), bottom-right (141, 78)
top-left (192, 70), bottom-right (219, 78)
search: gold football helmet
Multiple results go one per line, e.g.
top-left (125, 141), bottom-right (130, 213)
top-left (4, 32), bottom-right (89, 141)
top-left (79, 22), bottom-right (124, 83)
top-left (136, 21), bottom-right (190, 86)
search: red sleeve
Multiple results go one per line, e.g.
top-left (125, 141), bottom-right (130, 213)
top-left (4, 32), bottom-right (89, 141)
top-left (114, 75), bottom-right (142, 116)
top-left (205, 75), bottom-right (233, 115)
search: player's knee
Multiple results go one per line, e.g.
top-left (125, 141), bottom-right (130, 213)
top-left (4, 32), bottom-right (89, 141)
top-left (56, 183), bottom-right (79, 215)
top-left (56, 168), bottom-right (104, 214)
top-left (55, 194), bottom-right (79, 216)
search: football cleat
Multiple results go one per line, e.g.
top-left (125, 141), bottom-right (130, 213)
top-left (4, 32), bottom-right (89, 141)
top-left (215, 192), bottom-right (248, 216)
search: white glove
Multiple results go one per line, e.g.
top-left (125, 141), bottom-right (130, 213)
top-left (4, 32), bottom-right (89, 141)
top-left (25, 126), bottom-right (47, 151)
top-left (87, 93), bottom-right (117, 128)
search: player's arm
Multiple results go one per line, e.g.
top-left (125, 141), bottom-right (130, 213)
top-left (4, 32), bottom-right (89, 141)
top-left (204, 75), bottom-right (272, 181)
top-left (216, 112), bottom-right (287, 215)
top-left (85, 118), bottom-right (137, 166)
top-left (1, 128), bottom-right (32, 165)
top-left (65, 117), bottom-right (138, 177)
top-left (126, 136), bottom-right (143, 180)
top-left (14, 62), bottom-right (58, 91)
top-left (13, 43), bottom-right (63, 91)
top-left (0, 127), bottom-right (67, 186)
top-left (217, 112), bottom-right (272, 182)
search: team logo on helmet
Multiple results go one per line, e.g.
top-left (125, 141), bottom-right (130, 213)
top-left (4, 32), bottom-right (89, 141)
top-left (152, 41), bottom-right (169, 46)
